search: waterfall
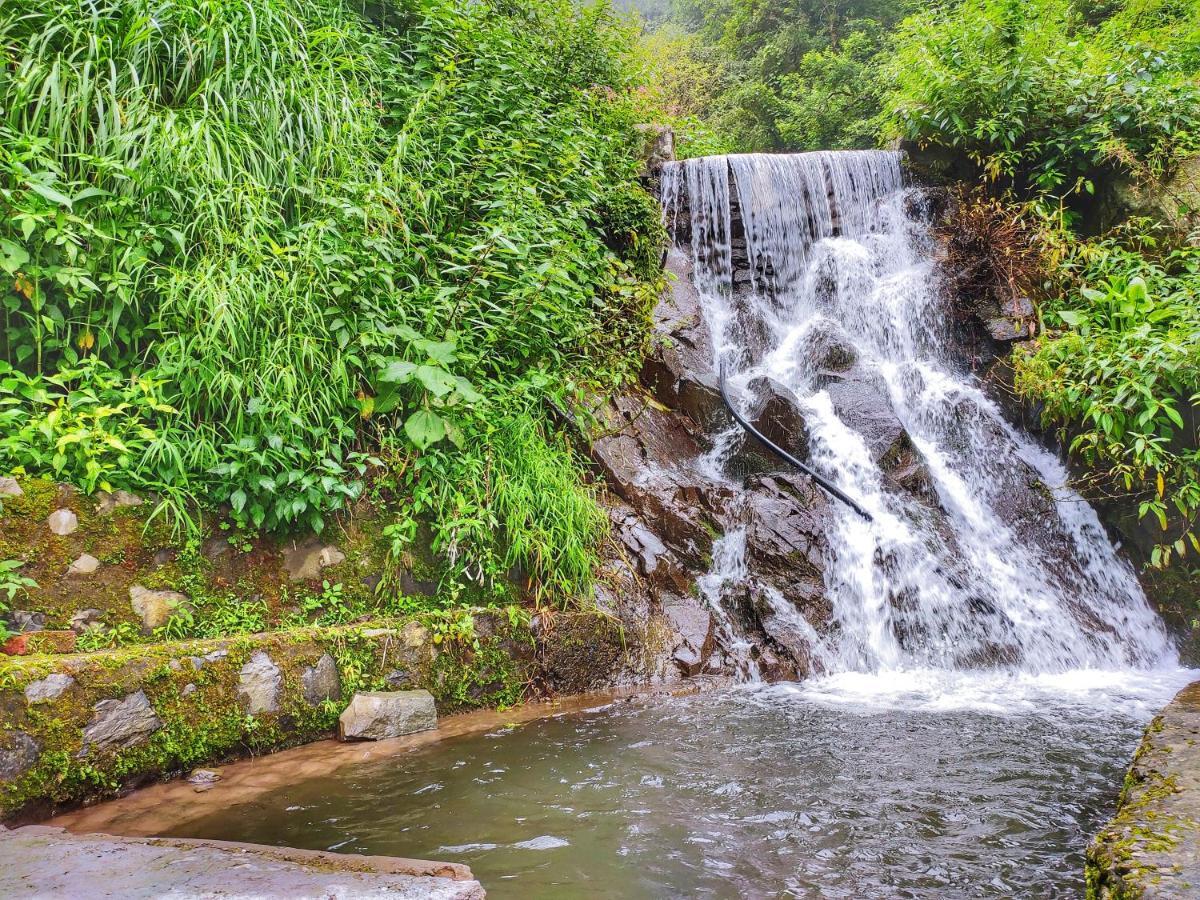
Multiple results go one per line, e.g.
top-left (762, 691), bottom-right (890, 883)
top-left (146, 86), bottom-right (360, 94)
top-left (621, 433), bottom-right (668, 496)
top-left (660, 151), bottom-right (1176, 679)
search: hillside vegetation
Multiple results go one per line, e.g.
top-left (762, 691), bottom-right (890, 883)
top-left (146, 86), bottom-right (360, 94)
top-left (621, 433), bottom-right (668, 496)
top-left (1, 0), bottom-right (667, 604)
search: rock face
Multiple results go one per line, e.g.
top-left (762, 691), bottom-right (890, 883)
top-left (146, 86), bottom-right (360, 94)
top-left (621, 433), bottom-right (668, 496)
top-left (0, 731), bottom-right (40, 781)
top-left (1088, 680), bottom-right (1200, 898)
top-left (129, 586), bottom-right (191, 633)
top-left (81, 691), bottom-right (162, 754)
top-left (238, 651), bottom-right (283, 715)
top-left (301, 653), bottom-right (341, 706)
top-left (588, 243), bottom-right (838, 680)
top-left (338, 690), bottom-right (438, 741)
top-left (46, 508), bottom-right (78, 536)
top-left (24, 674), bottom-right (74, 703)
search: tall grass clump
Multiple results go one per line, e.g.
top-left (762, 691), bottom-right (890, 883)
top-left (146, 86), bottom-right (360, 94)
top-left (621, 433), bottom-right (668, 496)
top-left (0, 0), bottom-right (666, 601)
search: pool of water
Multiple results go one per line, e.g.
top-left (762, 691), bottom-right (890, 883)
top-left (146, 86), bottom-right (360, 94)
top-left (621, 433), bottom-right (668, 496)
top-left (162, 669), bottom-right (1194, 898)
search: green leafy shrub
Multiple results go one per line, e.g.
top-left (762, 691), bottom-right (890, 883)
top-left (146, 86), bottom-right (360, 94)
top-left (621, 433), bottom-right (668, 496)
top-left (885, 0), bottom-right (1200, 191)
top-left (0, 358), bottom-right (183, 497)
top-left (1015, 228), bottom-right (1200, 565)
top-left (1, 0), bottom-right (666, 593)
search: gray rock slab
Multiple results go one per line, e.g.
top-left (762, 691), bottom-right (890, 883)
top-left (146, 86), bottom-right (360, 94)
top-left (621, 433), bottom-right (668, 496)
top-left (0, 730), bottom-right (40, 781)
top-left (25, 674), bottom-right (75, 703)
top-left (339, 690), bottom-right (437, 741)
top-left (238, 650), bottom-right (283, 714)
top-left (0, 826), bottom-right (484, 899)
top-left (81, 691), bottom-right (162, 755)
top-left (301, 653), bottom-right (341, 706)
top-left (0, 476), bottom-right (22, 497)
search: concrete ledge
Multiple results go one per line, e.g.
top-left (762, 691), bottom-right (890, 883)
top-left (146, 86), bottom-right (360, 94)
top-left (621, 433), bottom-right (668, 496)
top-left (0, 825), bottom-right (484, 898)
top-left (1087, 680), bottom-right (1200, 898)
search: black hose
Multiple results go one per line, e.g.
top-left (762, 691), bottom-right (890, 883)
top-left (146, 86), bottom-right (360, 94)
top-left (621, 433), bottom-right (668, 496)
top-left (718, 361), bottom-right (874, 522)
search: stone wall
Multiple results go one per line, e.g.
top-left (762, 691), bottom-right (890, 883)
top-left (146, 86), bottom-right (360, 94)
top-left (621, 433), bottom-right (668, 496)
top-left (0, 608), bottom-right (634, 821)
top-left (1087, 680), bottom-right (1200, 899)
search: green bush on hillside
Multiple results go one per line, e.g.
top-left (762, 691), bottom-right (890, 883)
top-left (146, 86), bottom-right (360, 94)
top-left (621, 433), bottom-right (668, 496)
top-left (0, 0), bottom-right (665, 600)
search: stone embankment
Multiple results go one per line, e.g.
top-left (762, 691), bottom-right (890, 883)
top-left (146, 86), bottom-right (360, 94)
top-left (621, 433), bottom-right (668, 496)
top-left (1088, 680), bottom-right (1200, 898)
top-left (0, 609), bottom-right (632, 821)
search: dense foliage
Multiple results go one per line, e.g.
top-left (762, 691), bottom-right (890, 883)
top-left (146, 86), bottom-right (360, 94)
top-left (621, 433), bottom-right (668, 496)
top-left (1, 0), bottom-right (666, 601)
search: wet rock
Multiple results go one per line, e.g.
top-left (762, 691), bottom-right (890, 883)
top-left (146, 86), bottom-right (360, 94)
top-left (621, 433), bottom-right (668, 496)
top-left (283, 538), bottom-right (346, 581)
top-left (615, 515), bottom-right (669, 578)
top-left (187, 768), bottom-right (222, 785)
top-left (69, 609), bottom-right (105, 634)
top-left (0, 477), bottom-right (22, 497)
top-left (663, 601), bottom-right (714, 676)
top-left (24, 674), bottom-right (74, 703)
top-left (338, 690), bottom-right (437, 741)
top-left (47, 508), bottom-right (78, 536)
top-left (6, 610), bottom-right (45, 635)
top-left (81, 691), bottom-right (162, 755)
top-left (301, 653), bottom-right (341, 706)
top-left (68, 554), bottom-right (101, 576)
top-left (0, 731), bottom-right (39, 781)
top-left (94, 490), bottom-right (143, 515)
top-left (129, 586), bottom-right (191, 634)
top-left (819, 368), bottom-right (906, 463)
top-left (237, 651), bottom-right (282, 715)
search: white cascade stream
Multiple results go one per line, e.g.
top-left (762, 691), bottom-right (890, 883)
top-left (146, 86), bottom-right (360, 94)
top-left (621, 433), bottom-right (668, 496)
top-left (660, 151), bottom-right (1180, 694)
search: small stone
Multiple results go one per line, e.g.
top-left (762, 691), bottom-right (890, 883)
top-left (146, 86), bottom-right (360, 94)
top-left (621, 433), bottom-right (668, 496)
top-left (153, 548), bottom-right (178, 567)
top-left (168, 659), bottom-right (181, 671)
top-left (338, 690), bottom-right (438, 741)
top-left (318, 546), bottom-right (345, 568)
top-left (47, 508), bottom-right (78, 536)
top-left (182, 683), bottom-right (197, 696)
top-left (69, 609), bottom-right (105, 634)
top-left (0, 477), bottom-right (22, 497)
top-left (94, 490), bottom-right (143, 515)
top-left (237, 651), bottom-right (282, 715)
top-left (0, 730), bottom-right (40, 780)
top-left (6, 610), bottom-right (45, 635)
top-left (401, 622), bottom-right (429, 649)
top-left (129, 586), bottom-right (191, 633)
top-left (384, 669), bottom-right (412, 688)
top-left (24, 673), bottom-right (75, 703)
top-left (282, 538), bottom-right (346, 581)
top-left (68, 554), bottom-right (101, 576)
top-left (187, 768), bottom-right (222, 785)
top-left (81, 690), bottom-right (162, 755)
top-left (301, 653), bottom-right (341, 706)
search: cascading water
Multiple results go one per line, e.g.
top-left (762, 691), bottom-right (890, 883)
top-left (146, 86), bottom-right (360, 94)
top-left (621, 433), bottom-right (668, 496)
top-left (660, 151), bottom-right (1177, 683)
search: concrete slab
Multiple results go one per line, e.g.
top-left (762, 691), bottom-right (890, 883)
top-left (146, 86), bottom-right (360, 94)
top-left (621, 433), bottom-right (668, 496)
top-left (0, 825), bottom-right (485, 899)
